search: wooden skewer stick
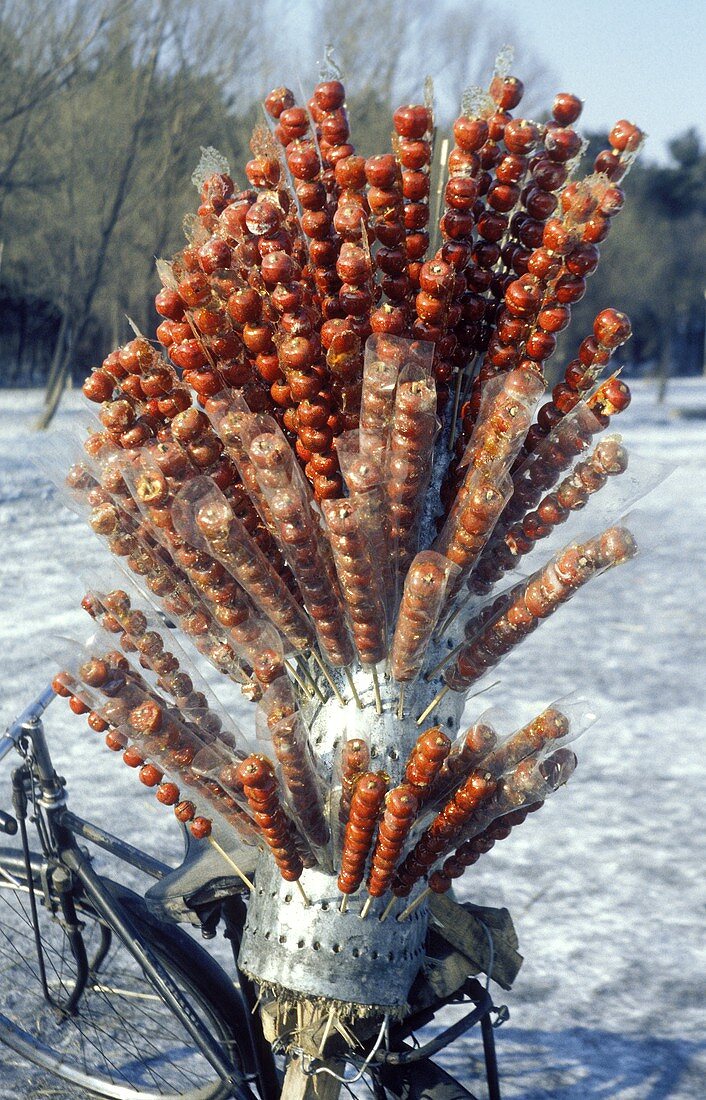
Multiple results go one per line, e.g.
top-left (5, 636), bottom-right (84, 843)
top-left (448, 364), bottom-right (465, 450)
top-left (339, 893), bottom-right (349, 914)
top-left (297, 655), bottom-right (326, 702)
top-left (344, 667), bottom-right (363, 709)
top-left (434, 593), bottom-right (473, 644)
top-left (207, 838), bottom-right (254, 891)
top-left (285, 659), bottom-right (312, 698)
top-left (295, 879), bottom-right (311, 907)
top-left (396, 683), bottom-right (405, 720)
top-left (318, 1005), bottom-right (337, 1056)
top-left (311, 650), bottom-right (347, 707)
top-left (371, 666), bottom-right (383, 715)
top-left (397, 887), bottom-right (432, 922)
top-left (359, 896), bottom-right (373, 920)
top-left (424, 643), bottom-right (463, 681)
top-left (379, 896), bottom-right (398, 922)
top-left (416, 685), bottom-right (451, 726)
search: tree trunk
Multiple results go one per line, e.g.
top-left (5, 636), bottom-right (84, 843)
top-left (35, 315), bottom-right (72, 429)
top-left (656, 328), bottom-right (672, 405)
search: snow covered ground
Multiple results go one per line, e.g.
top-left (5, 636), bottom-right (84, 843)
top-left (0, 380), bottom-right (704, 1098)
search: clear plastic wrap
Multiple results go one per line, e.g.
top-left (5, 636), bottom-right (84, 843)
top-left (434, 466), bottom-right (513, 602)
top-left (171, 476), bottom-right (314, 653)
top-left (118, 446), bottom-right (282, 677)
top-left (255, 685), bottom-right (330, 855)
top-left (247, 425), bottom-right (354, 669)
top-left (390, 552), bottom-right (459, 684)
top-left (46, 634), bottom-right (258, 843)
top-left (458, 368), bottom-right (546, 477)
top-left (509, 440), bottom-right (673, 580)
top-left (335, 430), bottom-right (393, 614)
top-left (359, 334), bottom-right (407, 463)
top-left (503, 400), bottom-right (605, 531)
top-left (80, 574), bottom-right (251, 752)
top-left (424, 745), bottom-right (580, 898)
top-left (385, 354), bottom-right (438, 580)
top-left (203, 391), bottom-right (279, 537)
top-left (331, 733), bottom-right (372, 859)
top-left (445, 522), bottom-right (638, 693)
top-left (452, 745), bottom-right (579, 852)
top-left (40, 435), bottom-right (251, 686)
top-left (395, 695), bottom-right (593, 900)
top-left (321, 497), bottom-right (387, 666)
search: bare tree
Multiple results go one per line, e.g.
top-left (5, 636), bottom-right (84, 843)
top-left (0, 1), bottom-right (120, 213)
top-left (35, 0), bottom-right (172, 426)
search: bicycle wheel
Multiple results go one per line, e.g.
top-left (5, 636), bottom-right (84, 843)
top-left (0, 846), bottom-right (252, 1100)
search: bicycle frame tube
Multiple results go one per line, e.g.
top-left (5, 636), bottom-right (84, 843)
top-left (0, 684), bottom-right (56, 767)
top-left (61, 811), bottom-right (171, 880)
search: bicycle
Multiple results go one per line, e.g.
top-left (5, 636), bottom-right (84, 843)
top-left (0, 685), bottom-right (513, 1100)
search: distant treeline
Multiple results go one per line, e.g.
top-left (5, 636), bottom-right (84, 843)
top-left (1, 0), bottom-right (704, 415)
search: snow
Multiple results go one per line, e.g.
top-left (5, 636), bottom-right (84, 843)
top-left (0, 380), bottom-right (704, 1097)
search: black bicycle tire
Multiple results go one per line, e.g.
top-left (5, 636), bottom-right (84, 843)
top-left (0, 847), bottom-right (254, 1100)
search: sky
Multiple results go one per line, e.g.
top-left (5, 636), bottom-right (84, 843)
top-left (489, 0), bottom-right (705, 164)
top-left (269, 0), bottom-right (704, 167)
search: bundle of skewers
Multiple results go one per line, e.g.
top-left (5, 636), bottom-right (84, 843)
top-left (47, 51), bottom-right (647, 1023)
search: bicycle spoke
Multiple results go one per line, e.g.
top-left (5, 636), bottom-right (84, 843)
top-left (0, 859), bottom-right (232, 1097)
top-left (89, 971), bottom-right (209, 1088)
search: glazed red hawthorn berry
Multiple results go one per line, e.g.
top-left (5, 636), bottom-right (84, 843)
top-left (52, 675), bottom-right (72, 697)
top-left (190, 816), bottom-right (213, 839)
top-left (594, 308), bottom-right (632, 349)
top-left (83, 370), bottom-right (115, 403)
top-left (156, 782), bottom-right (180, 805)
top-left (122, 746), bottom-right (145, 768)
top-left (139, 764), bottom-right (164, 787)
top-left (552, 93), bottom-right (583, 126)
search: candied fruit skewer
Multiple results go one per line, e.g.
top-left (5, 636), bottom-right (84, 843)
top-left (363, 785), bottom-right (419, 914)
top-left (448, 746), bottom-right (578, 857)
top-left (386, 360), bottom-right (438, 582)
top-left (422, 720), bottom-right (498, 807)
top-left (365, 152), bottom-right (411, 319)
top-left (443, 525), bottom-right (637, 695)
top-left (65, 457), bottom-right (249, 687)
top-left (390, 769), bottom-right (497, 899)
top-left (470, 437), bottom-right (629, 594)
top-left (172, 477), bottom-right (314, 654)
top-left (247, 428), bottom-right (355, 672)
top-left (393, 100), bottom-right (435, 292)
top-left (337, 772), bottom-right (388, 909)
top-left (309, 76), bottom-right (357, 201)
top-left (321, 498), bottom-right (387, 669)
top-left (54, 650), bottom-right (257, 841)
top-left (522, 308), bottom-right (632, 461)
top-left (336, 738), bottom-right (371, 842)
top-left (335, 432), bottom-right (394, 615)
top-left (121, 449), bottom-right (300, 686)
top-left (236, 755), bottom-right (307, 888)
top-left (258, 690), bottom-right (329, 853)
top-left (389, 552), bottom-right (459, 715)
top-left (81, 587), bottom-right (247, 751)
top-left (398, 745), bottom-right (577, 917)
top-left (490, 380), bottom-right (632, 558)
